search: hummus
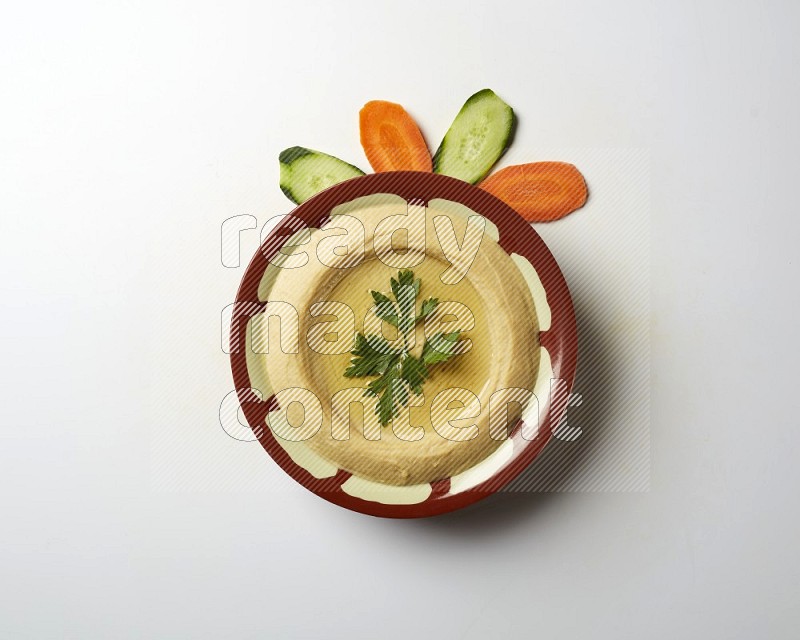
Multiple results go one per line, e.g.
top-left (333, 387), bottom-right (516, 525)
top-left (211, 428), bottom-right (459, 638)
top-left (254, 196), bottom-right (540, 486)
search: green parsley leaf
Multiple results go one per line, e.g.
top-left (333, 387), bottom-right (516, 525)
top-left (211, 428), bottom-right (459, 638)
top-left (364, 360), bottom-right (404, 426)
top-left (391, 269), bottom-right (419, 337)
top-left (370, 290), bottom-right (399, 327)
top-left (344, 334), bottom-right (402, 378)
top-left (417, 297), bottom-right (439, 321)
top-left (422, 331), bottom-right (462, 365)
top-left (401, 355), bottom-right (428, 395)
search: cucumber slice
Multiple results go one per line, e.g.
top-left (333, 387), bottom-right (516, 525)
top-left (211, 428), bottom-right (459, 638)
top-left (279, 147), bottom-right (365, 204)
top-left (433, 89), bottom-right (515, 184)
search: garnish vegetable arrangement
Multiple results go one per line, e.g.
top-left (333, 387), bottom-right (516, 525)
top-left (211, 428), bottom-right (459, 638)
top-left (279, 88), bottom-right (588, 222)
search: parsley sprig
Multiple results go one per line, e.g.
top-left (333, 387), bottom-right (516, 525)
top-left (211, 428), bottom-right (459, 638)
top-left (344, 270), bottom-right (462, 426)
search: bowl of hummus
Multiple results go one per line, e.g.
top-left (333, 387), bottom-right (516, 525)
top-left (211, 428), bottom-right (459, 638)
top-left (230, 171), bottom-right (577, 517)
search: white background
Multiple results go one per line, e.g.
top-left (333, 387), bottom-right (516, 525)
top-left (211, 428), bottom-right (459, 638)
top-left (2, 1), bottom-right (799, 638)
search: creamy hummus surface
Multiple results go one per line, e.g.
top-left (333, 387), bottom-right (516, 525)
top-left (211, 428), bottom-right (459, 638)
top-left (252, 197), bottom-right (540, 486)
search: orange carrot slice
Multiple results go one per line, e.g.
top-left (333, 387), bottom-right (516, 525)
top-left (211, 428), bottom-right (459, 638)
top-left (359, 101), bottom-right (432, 173)
top-left (479, 162), bottom-right (588, 222)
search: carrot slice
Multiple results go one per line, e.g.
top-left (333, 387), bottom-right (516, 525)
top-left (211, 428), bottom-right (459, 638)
top-left (359, 101), bottom-right (432, 173)
top-left (479, 162), bottom-right (588, 222)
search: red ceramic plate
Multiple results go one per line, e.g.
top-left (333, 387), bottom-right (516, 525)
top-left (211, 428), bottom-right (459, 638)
top-left (230, 171), bottom-right (577, 518)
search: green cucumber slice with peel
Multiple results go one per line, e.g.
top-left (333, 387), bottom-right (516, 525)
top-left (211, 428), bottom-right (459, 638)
top-left (432, 89), bottom-right (515, 184)
top-left (279, 147), bottom-right (365, 204)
